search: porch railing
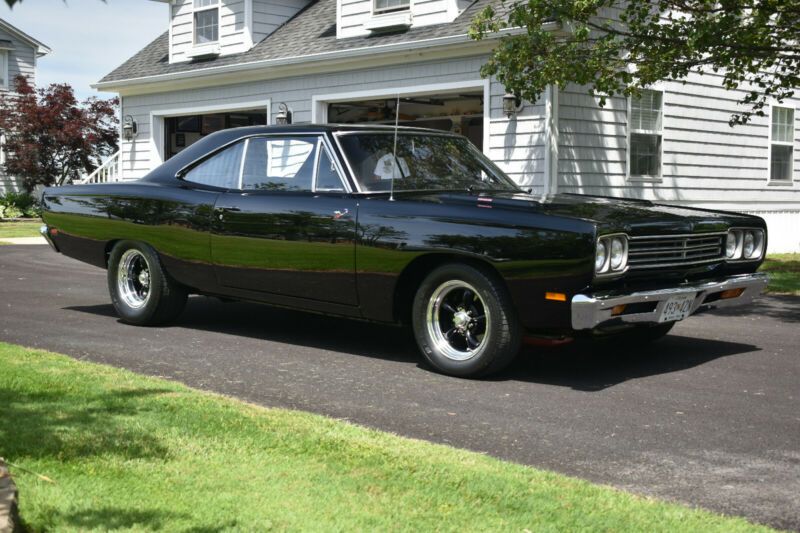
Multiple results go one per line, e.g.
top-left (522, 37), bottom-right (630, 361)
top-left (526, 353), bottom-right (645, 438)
top-left (76, 151), bottom-right (122, 184)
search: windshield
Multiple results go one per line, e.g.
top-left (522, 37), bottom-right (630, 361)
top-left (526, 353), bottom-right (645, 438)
top-left (336, 132), bottom-right (521, 193)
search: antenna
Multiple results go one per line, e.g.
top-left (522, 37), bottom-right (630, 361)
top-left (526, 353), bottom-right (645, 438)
top-left (389, 93), bottom-right (400, 202)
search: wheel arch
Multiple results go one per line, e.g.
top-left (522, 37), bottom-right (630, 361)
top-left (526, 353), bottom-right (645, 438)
top-left (391, 253), bottom-right (509, 325)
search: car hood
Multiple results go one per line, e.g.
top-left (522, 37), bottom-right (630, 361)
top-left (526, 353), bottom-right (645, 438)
top-left (390, 191), bottom-right (764, 236)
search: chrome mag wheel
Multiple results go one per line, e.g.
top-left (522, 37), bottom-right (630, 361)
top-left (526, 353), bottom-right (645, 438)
top-left (426, 280), bottom-right (491, 361)
top-left (117, 249), bottom-right (151, 309)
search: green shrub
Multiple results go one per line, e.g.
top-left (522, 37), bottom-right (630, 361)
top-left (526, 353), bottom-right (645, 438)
top-left (0, 192), bottom-right (39, 219)
top-left (1, 205), bottom-right (23, 219)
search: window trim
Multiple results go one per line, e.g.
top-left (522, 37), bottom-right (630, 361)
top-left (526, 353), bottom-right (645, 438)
top-left (192, 0), bottom-right (221, 46)
top-left (372, 0), bottom-right (412, 16)
top-left (314, 140), bottom-right (347, 193)
top-left (768, 104), bottom-right (795, 184)
top-left (178, 133), bottom-right (352, 193)
top-left (626, 88), bottom-right (665, 182)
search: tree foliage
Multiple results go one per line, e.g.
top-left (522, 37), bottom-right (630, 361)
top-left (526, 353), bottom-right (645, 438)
top-left (469, 0), bottom-right (800, 125)
top-left (0, 76), bottom-right (119, 191)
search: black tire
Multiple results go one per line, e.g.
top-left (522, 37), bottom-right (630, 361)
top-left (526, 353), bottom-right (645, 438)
top-left (107, 240), bottom-right (188, 326)
top-left (411, 263), bottom-right (521, 378)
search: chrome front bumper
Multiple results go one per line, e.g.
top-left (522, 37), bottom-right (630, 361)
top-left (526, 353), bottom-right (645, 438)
top-left (571, 273), bottom-right (768, 330)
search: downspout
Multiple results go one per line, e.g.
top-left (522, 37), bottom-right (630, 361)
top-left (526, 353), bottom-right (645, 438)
top-left (541, 84), bottom-right (559, 200)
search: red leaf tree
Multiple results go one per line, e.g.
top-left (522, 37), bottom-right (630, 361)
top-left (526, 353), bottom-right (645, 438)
top-left (0, 75), bottom-right (119, 191)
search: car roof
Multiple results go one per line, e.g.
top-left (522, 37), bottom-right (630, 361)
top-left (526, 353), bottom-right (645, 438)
top-left (142, 123), bottom-right (463, 184)
top-left (211, 123), bottom-right (462, 136)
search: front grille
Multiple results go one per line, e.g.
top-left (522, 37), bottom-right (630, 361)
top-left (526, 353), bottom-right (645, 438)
top-left (628, 233), bottom-right (725, 269)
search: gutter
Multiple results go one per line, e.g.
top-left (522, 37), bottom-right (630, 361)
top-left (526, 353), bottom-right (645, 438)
top-left (93, 22), bottom-right (561, 92)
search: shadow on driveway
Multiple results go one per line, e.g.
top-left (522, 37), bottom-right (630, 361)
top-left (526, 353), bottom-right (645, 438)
top-left (65, 296), bottom-right (758, 392)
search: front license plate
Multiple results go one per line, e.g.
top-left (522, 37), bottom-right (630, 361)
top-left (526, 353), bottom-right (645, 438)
top-left (659, 294), bottom-right (696, 323)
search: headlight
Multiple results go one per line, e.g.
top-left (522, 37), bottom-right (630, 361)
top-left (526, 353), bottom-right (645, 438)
top-left (595, 234), bottom-right (628, 275)
top-left (595, 241), bottom-right (607, 272)
top-left (743, 232), bottom-right (755, 257)
top-left (725, 232), bottom-right (738, 258)
top-left (725, 228), bottom-right (765, 261)
top-left (610, 238), bottom-right (625, 270)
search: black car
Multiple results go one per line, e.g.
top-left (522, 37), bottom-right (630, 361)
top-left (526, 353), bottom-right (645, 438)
top-left (40, 125), bottom-right (768, 377)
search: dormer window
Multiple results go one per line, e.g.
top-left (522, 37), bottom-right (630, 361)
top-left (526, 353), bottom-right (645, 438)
top-left (194, 0), bottom-right (220, 45)
top-left (374, 0), bottom-right (410, 15)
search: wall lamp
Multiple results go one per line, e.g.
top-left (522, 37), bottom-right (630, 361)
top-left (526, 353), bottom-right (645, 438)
top-left (122, 115), bottom-right (138, 141)
top-left (276, 103), bottom-right (293, 125)
top-left (502, 93), bottom-right (523, 118)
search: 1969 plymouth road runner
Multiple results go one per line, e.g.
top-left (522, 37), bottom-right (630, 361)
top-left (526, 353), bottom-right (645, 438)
top-left (41, 125), bottom-right (768, 377)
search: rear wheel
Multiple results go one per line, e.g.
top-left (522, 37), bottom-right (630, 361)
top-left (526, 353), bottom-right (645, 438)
top-left (107, 241), bottom-right (188, 326)
top-left (412, 263), bottom-right (521, 378)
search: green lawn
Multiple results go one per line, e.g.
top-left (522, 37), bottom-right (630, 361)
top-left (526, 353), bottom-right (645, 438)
top-left (760, 254), bottom-right (800, 295)
top-left (0, 343), bottom-right (773, 532)
top-left (0, 220), bottom-right (41, 239)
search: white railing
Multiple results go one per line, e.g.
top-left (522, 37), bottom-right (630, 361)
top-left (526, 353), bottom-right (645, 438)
top-left (76, 150), bottom-right (122, 184)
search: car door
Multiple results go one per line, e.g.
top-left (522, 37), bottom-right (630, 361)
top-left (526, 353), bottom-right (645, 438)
top-left (210, 135), bottom-right (358, 306)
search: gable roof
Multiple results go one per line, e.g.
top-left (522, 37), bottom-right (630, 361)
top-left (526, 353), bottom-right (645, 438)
top-left (97, 0), bottom-right (502, 87)
top-left (0, 18), bottom-right (51, 57)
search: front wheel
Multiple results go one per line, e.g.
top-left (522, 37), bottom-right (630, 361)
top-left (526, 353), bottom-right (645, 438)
top-left (107, 241), bottom-right (188, 326)
top-left (412, 263), bottom-right (521, 378)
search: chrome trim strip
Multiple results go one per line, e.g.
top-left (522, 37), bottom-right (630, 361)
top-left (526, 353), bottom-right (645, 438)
top-left (629, 232), bottom-right (728, 240)
top-left (571, 273), bottom-right (768, 330)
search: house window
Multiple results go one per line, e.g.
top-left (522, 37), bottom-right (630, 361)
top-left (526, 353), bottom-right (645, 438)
top-left (0, 51), bottom-right (8, 89)
top-left (628, 90), bottom-right (663, 179)
top-left (374, 0), bottom-right (410, 14)
top-left (770, 106), bottom-right (794, 182)
top-left (194, 0), bottom-right (219, 45)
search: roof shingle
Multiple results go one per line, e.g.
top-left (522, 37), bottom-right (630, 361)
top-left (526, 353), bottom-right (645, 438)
top-left (99, 0), bottom-right (498, 84)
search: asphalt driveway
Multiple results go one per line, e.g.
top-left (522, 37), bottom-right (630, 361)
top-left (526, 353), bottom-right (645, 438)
top-left (1, 245), bottom-right (798, 530)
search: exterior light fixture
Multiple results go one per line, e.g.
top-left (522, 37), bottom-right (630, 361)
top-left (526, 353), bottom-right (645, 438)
top-left (276, 103), bottom-right (292, 125)
top-left (122, 115), bottom-right (138, 141)
top-left (502, 93), bottom-right (523, 118)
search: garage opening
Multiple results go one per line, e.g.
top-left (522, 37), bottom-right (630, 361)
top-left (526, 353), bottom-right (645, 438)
top-left (163, 109), bottom-right (267, 160)
top-left (326, 90), bottom-right (484, 150)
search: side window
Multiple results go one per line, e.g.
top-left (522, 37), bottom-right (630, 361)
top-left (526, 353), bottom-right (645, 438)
top-left (184, 142), bottom-right (244, 189)
top-left (316, 146), bottom-right (345, 191)
top-left (242, 137), bottom-right (318, 191)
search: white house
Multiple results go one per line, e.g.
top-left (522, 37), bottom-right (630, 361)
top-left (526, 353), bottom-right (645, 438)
top-left (92, 0), bottom-right (800, 252)
top-left (0, 18), bottom-right (51, 193)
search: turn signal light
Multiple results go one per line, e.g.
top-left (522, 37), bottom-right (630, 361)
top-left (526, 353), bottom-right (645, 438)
top-left (719, 288), bottom-right (745, 300)
top-left (545, 292), bottom-right (567, 302)
top-left (611, 304), bottom-right (627, 316)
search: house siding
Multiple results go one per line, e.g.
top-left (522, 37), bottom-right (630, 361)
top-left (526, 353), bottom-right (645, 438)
top-left (0, 27), bottom-right (37, 194)
top-left (119, 55), bottom-right (547, 190)
top-left (557, 72), bottom-right (800, 252)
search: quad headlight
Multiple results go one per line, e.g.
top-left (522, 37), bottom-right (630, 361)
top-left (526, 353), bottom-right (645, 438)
top-left (595, 234), bottom-right (628, 275)
top-left (725, 228), bottom-right (765, 261)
